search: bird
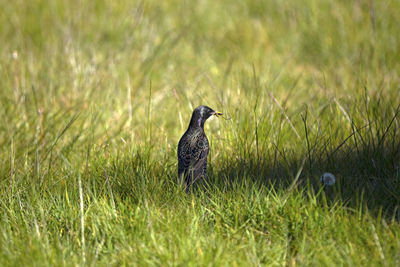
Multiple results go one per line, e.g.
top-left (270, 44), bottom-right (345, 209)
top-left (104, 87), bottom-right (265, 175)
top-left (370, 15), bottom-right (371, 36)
top-left (177, 105), bottom-right (222, 192)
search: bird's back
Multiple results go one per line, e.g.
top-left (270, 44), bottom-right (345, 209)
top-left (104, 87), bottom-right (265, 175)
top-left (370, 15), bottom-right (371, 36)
top-left (177, 128), bottom-right (209, 188)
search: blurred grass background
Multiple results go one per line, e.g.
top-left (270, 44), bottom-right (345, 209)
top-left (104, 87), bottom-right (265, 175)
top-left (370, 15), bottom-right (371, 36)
top-left (0, 0), bottom-right (399, 266)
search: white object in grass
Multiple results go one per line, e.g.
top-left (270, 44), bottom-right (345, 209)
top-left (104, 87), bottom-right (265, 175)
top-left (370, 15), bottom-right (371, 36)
top-left (321, 172), bottom-right (336, 186)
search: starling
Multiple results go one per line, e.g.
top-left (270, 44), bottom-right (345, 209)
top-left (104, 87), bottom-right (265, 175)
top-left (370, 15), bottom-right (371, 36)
top-left (177, 105), bottom-right (222, 192)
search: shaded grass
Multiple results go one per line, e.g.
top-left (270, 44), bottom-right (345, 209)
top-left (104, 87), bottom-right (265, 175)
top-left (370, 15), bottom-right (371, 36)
top-left (0, 0), bottom-right (400, 265)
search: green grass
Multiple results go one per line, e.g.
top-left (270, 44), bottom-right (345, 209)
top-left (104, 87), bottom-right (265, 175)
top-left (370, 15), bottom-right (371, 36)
top-left (1, 0), bottom-right (400, 265)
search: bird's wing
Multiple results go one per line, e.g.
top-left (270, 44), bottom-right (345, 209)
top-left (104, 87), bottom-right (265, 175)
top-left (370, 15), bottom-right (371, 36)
top-left (191, 141), bottom-right (209, 181)
top-left (178, 132), bottom-right (209, 183)
top-left (188, 135), bottom-right (209, 183)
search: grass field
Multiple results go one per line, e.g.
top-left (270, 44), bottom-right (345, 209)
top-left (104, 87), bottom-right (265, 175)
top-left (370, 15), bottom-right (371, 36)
top-left (1, 0), bottom-right (400, 266)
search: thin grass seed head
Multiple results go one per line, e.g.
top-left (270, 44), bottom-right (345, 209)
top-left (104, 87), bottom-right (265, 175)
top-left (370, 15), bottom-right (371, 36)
top-left (12, 51), bottom-right (18, 59)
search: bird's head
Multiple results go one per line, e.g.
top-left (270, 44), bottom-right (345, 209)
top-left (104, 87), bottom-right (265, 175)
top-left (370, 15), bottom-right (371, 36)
top-left (189, 105), bottom-right (222, 128)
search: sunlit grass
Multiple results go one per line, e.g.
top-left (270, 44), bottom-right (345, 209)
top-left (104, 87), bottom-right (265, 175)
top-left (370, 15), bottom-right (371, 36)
top-left (0, 0), bottom-right (399, 266)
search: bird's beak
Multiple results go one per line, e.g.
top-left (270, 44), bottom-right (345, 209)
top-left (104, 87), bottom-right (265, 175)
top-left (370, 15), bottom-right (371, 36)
top-left (212, 111), bottom-right (223, 117)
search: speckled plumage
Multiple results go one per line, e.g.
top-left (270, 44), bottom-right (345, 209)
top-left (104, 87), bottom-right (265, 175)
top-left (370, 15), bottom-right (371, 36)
top-left (177, 106), bottom-right (220, 192)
